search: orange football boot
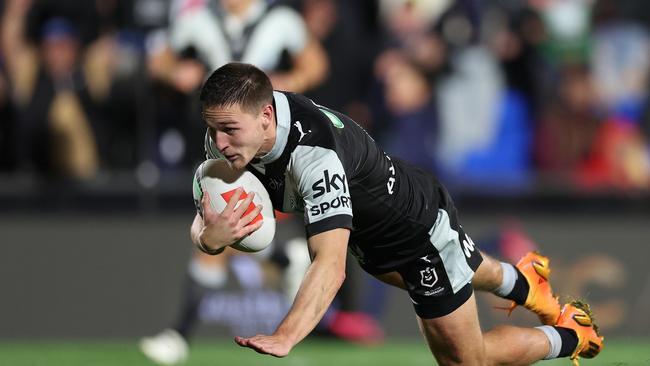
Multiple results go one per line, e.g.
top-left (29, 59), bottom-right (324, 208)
top-left (506, 251), bottom-right (561, 325)
top-left (556, 301), bottom-right (604, 365)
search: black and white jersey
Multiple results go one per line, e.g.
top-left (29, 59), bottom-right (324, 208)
top-left (206, 92), bottom-right (448, 274)
top-left (168, 1), bottom-right (307, 71)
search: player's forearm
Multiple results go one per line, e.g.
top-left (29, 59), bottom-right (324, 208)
top-left (274, 252), bottom-right (345, 346)
top-left (190, 213), bottom-right (203, 246)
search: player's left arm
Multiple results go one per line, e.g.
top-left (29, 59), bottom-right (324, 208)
top-left (234, 227), bottom-right (349, 357)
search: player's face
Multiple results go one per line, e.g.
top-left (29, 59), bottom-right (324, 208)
top-left (203, 103), bottom-right (273, 169)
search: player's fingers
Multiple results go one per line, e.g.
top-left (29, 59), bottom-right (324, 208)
top-left (223, 187), bottom-right (243, 214)
top-left (245, 338), bottom-right (271, 355)
top-left (234, 191), bottom-right (256, 217)
top-left (234, 336), bottom-right (249, 347)
top-left (201, 191), bottom-right (214, 216)
top-left (240, 204), bottom-right (262, 226)
top-left (235, 336), bottom-right (271, 355)
top-left (240, 217), bottom-right (263, 237)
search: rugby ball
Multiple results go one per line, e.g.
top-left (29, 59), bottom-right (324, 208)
top-left (193, 159), bottom-right (275, 252)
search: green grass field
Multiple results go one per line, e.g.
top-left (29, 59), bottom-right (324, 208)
top-left (1, 338), bottom-right (648, 366)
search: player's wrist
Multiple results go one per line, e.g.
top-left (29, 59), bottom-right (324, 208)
top-left (273, 326), bottom-right (300, 348)
top-left (196, 235), bottom-right (225, 255)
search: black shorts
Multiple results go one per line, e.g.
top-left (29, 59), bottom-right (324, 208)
top-left (395, 193), bottom-right (483, 319)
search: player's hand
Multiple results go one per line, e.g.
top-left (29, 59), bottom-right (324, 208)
top-left (234, 334), bottom-right (293, 357)
top-left (198, 188), bottom-right (263, 252)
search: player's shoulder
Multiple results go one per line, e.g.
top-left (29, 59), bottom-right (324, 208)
top-left (282, 92), bottom-right (340, 149)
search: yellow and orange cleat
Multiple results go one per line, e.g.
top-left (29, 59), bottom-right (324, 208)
top-left (556, 301), bottom-right (604, 365)
top-left (506, 251), bottom-right (561, 325)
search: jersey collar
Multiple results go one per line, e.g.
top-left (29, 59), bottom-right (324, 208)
top-left (258, 91), bottom-right (291, 165)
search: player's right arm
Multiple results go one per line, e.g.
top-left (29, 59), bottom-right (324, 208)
top-left (191, 189), bottom-right (263, 254)
top-left (235, 227), bottom-right (349, 357)
top-left (189, 213), bottom-right (204, 246)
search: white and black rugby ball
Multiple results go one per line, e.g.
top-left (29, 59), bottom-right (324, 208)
top-left (192, 159), bottom-right (275, 252)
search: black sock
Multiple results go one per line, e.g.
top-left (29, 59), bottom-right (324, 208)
top-left (504, 267), bottom-right (530, 305)
top-left (173, 275), bottom-right (206, 339)
top-left (555, 326), bottom-right (579, 357)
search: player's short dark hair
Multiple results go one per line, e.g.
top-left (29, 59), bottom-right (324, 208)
top-left (200, 62), bottom-right (273, 114)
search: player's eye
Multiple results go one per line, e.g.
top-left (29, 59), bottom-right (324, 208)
top-left (222, 127), bottom-right (237, 134)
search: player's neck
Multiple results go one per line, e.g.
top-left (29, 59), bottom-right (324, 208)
top-left (258, 113), bottom-right (277, 156)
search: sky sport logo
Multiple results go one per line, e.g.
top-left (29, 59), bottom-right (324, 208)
top-left (311, 170), bottom-right (347, 199)
top-left (221, 188), bottom-right (263, 225)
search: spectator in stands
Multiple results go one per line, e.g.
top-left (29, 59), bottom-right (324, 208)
top-left (0, 39), bottom-right (15, 171)
top-left (1, 0), bottom-right (100, 179)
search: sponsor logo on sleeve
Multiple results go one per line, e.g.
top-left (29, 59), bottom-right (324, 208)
top-left (312, 170), bottom-right (347, 198)
top-left (309, 196), bottom-right (351, 216)
top-left (309, 169), bottom-right (351, 216)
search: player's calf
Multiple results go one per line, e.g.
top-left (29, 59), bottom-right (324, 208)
top-left (493, 251), bottom-right (561, 325)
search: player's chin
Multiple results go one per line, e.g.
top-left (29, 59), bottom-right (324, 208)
top-left (229, 158), bottom-right (247, 170)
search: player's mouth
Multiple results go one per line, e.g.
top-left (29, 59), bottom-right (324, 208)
top-left (224, 154), bottom-right (237, 162)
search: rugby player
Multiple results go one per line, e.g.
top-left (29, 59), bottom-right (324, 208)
top-left (193, 62), bottom-right (603, 365)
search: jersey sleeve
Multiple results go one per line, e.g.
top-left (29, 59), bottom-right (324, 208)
top-left (288, 145), bottom-right (353, 237)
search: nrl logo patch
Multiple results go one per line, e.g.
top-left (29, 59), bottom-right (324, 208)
top-left (420, 267), bottom-right (438, 288)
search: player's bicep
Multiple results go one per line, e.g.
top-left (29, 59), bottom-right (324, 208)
top-left (290, 146), bottom-right (353, 237)
top-left (307, 228), bottom-right (349, 268)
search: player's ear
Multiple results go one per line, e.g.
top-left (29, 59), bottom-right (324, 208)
top-left (261, 103), bottom-right (274, 129)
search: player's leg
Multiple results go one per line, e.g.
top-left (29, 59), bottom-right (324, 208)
top-left (473, 250), bottom-right (561, 325)
top-left (416, 290), bottom-right (486, 365)
top-left (417, 291), bottom-right (553, 365)
top-left (376, 268), bottom-right (599, 365)
top-left (471, 251), bottom-right (504, 291)
top-left (377, 266), bottom-right (604, 365)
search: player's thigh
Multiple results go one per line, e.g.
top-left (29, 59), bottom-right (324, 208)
top-left (418, 292), bottom-right (486, 366)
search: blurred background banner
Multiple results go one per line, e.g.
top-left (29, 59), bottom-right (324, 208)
top-left (1, 209), bottom-right (647, 339)
top-left (1, 0), bottom-right (650, 358)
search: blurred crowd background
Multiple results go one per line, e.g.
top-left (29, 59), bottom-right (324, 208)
top-left (1, 0), bottom-right (650, 201)
top-left (1, 0), bottom-right (650, 350)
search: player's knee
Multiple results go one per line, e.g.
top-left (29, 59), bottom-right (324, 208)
top-left (432, 342), bottom-right (487, 366)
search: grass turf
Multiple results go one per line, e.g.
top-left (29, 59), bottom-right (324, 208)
top-left (0, 338), bottom-right (648, 366)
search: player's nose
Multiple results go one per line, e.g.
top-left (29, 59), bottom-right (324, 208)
top-left (215, 131), bottom-right (229, 152)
